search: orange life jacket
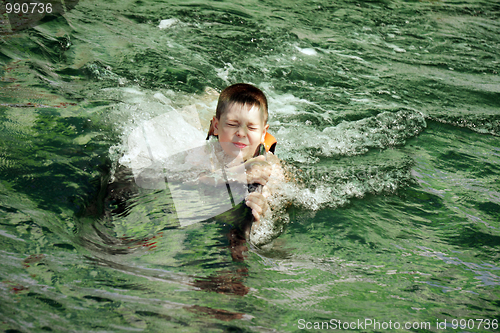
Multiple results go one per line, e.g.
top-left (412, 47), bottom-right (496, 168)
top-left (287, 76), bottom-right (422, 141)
top-left (262, 132), bottom-right (277, 154)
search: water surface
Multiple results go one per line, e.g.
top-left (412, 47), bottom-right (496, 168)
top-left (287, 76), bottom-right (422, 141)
top-left (1, 0), bottom-right (499, 331)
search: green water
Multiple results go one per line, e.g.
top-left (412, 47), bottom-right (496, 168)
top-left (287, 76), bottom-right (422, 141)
top-left (1, 0), bottom-right (499, 332)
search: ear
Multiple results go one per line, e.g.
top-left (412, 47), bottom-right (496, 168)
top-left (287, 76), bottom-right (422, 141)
top-left (212, 116), bottom-right (219, 136)
top-left (261, 124), bottom-right (270, 142)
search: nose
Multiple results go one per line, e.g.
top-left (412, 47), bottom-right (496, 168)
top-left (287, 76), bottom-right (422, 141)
top-left (235, 126), bottom-right (246, 137)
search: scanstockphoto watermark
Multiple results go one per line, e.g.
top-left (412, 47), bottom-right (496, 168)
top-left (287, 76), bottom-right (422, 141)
top-left (297, 318), bottom-right (499, 330)
top-left (298, 319), bottom-right (432, 331)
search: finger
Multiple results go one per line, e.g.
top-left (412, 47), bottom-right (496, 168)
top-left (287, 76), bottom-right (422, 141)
top-left (245, 156), bottom-right (268, 169)
top-left (247, 167), bottom-right (271, 184)
top-left (247, 192), bottom-right (265, 203)
top-left (248, 167), bottom-right (270, 176)
top-left (247, 166), bottom-right (271, 180)
top-left (247, 194), bottom-right (268, 217)
top-left (246, 199), bottom-right (263, 215)
top-left (246, 195), bottom-right (264, 212)
top-left (247, 201), bottom-right (262, 221)
top-left (252, 209), bottom-right (261, 221)
top-left (258, 166), bottom-right (272, 179)
top-left (249, 177), bottom-right (267, 186)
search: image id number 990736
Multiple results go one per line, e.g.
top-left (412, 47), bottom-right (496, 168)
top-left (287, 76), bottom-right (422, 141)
top-left (5, 2), bottom-right (52, 14)
top-left (2, 0), bottom-right (79, 32)
top-left (448, 318), bottom-right (498, 330)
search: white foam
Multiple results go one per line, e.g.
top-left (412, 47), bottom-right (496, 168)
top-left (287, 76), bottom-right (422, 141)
top-left (153, 92), bottom-right (172, 105)
top-left (262, 86), bottom-right (326, 118)
top-left (158, 18), bottom-right (179, 30)
top-left (295, 46), bottom-right (318, 56)
top-left (121, 87), bottom-right (145, 95)
top-left (215, 63), bottom-right (235, 84)
top-left (274, 109), bottom-right (426, 160)
top-left (386, 43), bottom-right (406, 53)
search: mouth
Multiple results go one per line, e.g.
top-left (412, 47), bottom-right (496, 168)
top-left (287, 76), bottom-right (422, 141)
top-left (232, 142), bottom-right (247, 149)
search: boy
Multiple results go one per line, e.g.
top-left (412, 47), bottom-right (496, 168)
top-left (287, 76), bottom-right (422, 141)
top-left (206, 83), bottom-right (285, 239)
top-left (110, 83), bottom-right (285, 247)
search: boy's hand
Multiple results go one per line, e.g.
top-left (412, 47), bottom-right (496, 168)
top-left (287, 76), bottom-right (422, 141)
top-left (245, 155), bottom-right (271, 186)
top-left (245, 192), bottom-right (269, 222)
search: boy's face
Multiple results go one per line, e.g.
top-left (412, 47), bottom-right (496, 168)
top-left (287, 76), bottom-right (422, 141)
top-left (213, 103), bottom-right (269, 161)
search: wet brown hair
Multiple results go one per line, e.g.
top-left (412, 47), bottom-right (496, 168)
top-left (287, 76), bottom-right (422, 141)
top-left (207, 83), bottom-right (268, 138)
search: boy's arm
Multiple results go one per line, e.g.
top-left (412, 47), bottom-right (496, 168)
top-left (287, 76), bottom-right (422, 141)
top-left (245, 152), bottom-right (286, 222)
top-left (195, 152), bottom-right (284, 222)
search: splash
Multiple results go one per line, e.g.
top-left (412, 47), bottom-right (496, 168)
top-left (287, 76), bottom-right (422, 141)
top-left (275, 108), bottom-right (426, 162)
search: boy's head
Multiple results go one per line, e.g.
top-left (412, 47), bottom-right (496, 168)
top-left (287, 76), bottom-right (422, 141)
top-left (215, 83), bottom-right (268, 124)
top-left (209, 83), bottom-right (269, 161)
